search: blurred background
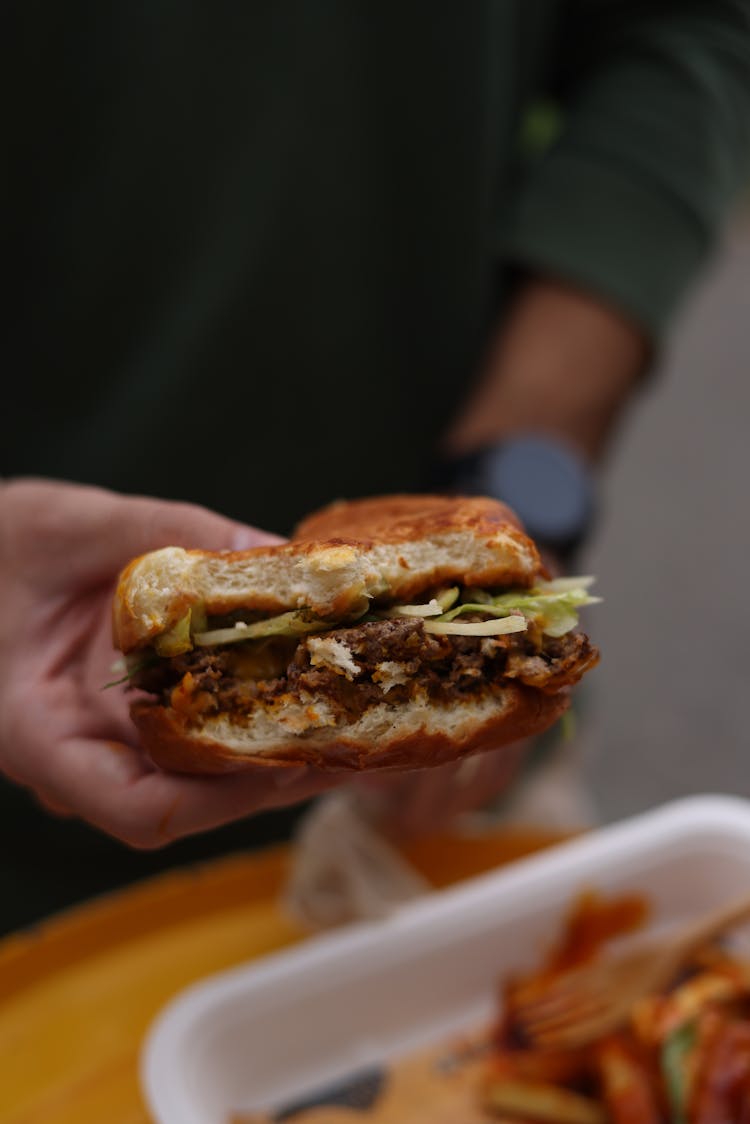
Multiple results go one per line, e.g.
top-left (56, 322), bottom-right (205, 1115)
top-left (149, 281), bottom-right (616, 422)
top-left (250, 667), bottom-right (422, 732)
top-left (6, 7), bottom-right (750, 931)
top-left (579, 197), bottom-right (750, 821)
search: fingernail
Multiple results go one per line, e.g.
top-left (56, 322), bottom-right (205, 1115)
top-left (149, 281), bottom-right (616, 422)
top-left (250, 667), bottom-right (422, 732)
top-left (230, 526), bottom-right (286, 551)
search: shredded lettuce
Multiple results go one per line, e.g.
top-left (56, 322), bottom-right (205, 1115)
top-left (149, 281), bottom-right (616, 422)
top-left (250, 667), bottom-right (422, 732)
top-left (661, 1021), bottom-right (697, 1124)
top-left (193, 610), bottom-right (328, 647)
top-left (437, 579), bottom-right (600, 638)
top-left (384, 599), bottom-right (444, 618)
top-left (154, 611), bottom-right (193, 657)
top-left (385, 586), bottom-right (460, 618)
top-left (424, 616), bottom-right (528, 637)
top-left (101, 653), bottom-right (158, 689)
top-left (148, 578), bottom-right (598, 656)
top-left (435, 586), bottom-right (460, 611)
top-left (461, 587), bottom-right (494, 605)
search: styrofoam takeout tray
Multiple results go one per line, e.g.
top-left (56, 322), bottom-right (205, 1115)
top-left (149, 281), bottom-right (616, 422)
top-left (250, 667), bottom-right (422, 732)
top-left (141, 794), bottom-right (750, 1124)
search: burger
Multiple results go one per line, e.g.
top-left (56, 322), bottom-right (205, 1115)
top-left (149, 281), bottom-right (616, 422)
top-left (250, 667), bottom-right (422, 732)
top-left (112, 494), bottom-right (600, 774)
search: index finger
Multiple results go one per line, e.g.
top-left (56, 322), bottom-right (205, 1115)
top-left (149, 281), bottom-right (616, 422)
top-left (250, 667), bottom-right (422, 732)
top-left (44, 736), bottom-right (337, 848)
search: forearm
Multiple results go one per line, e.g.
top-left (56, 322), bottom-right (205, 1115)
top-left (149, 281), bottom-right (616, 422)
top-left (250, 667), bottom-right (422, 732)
top-left (496, 3), bottom-right (750, 342)
top-left (444, 277), bottom-right (650, 464)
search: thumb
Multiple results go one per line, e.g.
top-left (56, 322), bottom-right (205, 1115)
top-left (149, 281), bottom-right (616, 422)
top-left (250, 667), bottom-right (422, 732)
top-left (112, 492), bottom-right (285, 555)
top-left (102, 490), bottom-right (285, 583)
top-left (5, 478), bottom-right (284, 593)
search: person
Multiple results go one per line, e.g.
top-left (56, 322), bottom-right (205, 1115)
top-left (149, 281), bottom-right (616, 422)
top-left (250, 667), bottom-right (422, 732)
top-left (3, 2), bottom-right (750, 934)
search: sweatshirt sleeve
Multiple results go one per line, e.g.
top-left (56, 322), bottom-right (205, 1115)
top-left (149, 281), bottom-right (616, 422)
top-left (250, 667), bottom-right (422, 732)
top-left (498, 0), bottom-right (750, 337)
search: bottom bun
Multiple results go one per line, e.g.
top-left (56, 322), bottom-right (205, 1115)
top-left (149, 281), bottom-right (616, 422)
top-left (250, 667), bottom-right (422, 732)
top-left (131, 687), bottom-right (569, 775)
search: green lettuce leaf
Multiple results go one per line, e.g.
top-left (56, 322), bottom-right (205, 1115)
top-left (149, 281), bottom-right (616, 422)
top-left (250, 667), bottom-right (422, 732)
top-left (438, 579), bottom-right (600, 638)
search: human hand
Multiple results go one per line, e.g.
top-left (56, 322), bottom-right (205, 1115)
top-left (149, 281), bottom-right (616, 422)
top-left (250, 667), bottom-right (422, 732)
top-left (444, 276), bottom-right (649, 465)
top-left (0, 478), bottom-right (335, 847)
top-left (348, 740), bottom-right (530, 842)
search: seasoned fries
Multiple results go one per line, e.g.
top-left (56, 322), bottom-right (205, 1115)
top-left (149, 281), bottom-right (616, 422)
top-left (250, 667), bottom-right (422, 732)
top-left (487, 890), bottom-right (750, 1123)
top-left (232, 890), bottom-right (750, 1122)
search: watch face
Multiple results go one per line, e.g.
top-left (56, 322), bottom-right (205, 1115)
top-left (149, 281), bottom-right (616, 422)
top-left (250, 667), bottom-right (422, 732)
top-left (488, 438), bottom-right (594, 543)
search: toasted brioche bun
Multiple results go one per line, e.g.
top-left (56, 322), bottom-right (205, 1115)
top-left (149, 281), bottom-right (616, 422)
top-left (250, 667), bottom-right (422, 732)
top-left (130, 685), bottom-right (569, 775)
top-left (113, 494), bottom-right (585, 775)
top-left (113, 495), bottom-right (542, 654)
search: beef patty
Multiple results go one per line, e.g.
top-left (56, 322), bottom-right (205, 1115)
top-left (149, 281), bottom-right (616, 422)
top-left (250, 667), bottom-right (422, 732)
top-left (132, 618), bottom-right (599, 724)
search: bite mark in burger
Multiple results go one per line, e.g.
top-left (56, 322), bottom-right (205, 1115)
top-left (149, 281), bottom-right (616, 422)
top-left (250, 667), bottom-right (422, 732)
top-left (111, 495), bottom-right (600, 773)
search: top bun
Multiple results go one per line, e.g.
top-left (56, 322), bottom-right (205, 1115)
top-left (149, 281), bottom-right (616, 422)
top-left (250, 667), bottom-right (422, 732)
top-left (113, 494), bottom-right (543, 654)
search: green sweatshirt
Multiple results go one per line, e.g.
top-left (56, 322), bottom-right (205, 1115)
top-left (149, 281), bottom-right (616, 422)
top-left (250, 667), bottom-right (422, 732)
top-left (3, 1), bottom-right (750, 930)
top-left (8, 1), bottom-right (750, 532)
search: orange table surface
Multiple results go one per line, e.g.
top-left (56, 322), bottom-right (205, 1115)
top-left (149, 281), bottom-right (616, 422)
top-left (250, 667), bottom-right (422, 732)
top-left (0, 826), bottom-right (568, 1124)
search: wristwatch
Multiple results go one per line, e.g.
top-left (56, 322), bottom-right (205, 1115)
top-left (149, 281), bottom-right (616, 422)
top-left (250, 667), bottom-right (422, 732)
top-left (428, 434), bottom-right (597, 566)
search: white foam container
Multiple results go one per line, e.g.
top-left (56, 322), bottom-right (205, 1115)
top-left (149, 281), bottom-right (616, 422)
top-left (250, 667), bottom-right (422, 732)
top-left (141, 794), bottom-right (750, 1124)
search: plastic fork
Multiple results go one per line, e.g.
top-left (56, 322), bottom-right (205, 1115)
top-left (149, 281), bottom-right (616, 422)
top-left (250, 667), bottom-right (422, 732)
top-left (512, 890), bottom-right (750, 1050)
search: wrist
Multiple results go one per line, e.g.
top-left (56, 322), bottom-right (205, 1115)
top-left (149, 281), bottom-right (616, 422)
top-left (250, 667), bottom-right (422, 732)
top-left (445, 277), bottom-right (650, 464)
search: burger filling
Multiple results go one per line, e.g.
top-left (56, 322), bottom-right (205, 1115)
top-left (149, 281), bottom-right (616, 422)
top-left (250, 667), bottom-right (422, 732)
top-left (123, 579), bottom-right (600, 726)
